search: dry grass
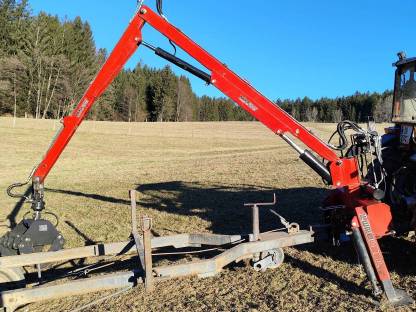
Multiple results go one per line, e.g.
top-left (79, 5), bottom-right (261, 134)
top-left (0, 117), bottom-right (415, 312)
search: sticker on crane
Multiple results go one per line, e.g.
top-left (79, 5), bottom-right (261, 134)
top-left (239, 96), bottom-right (258, 112)
top-left (75, 99), bottom-right (90, 117)
top-left (357, 209), bottom-right (390, 281)
top-left (39, 224), bottom-right (48, 232)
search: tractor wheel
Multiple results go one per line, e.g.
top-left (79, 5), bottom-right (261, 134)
top-left (390, 166), bottom-right (416, 230)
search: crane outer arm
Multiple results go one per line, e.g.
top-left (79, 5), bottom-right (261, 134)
top-left (33, 16), bottom-right (146, 181)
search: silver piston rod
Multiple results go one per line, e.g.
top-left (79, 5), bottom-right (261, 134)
top-left (279, 133), bottom-right (332, 184)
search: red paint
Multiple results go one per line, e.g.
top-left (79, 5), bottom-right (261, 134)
top-left (356, 200), bottom-right (393, 238)
top-left (33, 5), bottom-right (361, 188)
top-left (32, 5), bottom-right (392, 237)
top-left (353, 207), bottom-right (391, 282)
top-left (33, 15), bottom-right (145, 181)
top-left (29, 5), bottom-right (395, 293)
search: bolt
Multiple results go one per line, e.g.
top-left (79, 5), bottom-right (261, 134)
top-left (336, 160), bottom-right (343, 166)
top-left (336, 182), bottom-right (341, 186)
top-left (19, 244), bottom-right (24, 248)
top-left (25, 237), bottom-right (31, 242)
top-left (211, 79), bottom-right (217, 84)
top-left (140, 8), bottom-right (147, 14)
top-left (295, 129), bottom-right (300, 135)
top-left (352, 222), bottom-right (357, 227)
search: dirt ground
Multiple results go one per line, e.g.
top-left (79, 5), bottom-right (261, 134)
top-left (0, 117), bottom-right (415, 312)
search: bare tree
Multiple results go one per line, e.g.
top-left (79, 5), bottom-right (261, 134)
top-left (306, 106), bottom-right (319, 122)
top-left (13, 72), bottom-right (16, 127)
top-left (332, 108), bottom-right (343, 122)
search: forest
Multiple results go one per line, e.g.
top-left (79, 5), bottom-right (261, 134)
top-left (0, 1), bottom-right (393, 123)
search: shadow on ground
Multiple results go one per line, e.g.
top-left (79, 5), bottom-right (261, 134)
top-left (136, 181), bottom-right (325, 234)
top-left (2, 186), bottom-right (31, 229)
top-left (45, 181), bottom-right (416, 288)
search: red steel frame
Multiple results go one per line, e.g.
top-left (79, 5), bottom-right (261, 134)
top-left (28, 5), bottom-right (398, 298)
top-left (33, 5), bottom-right (356, 187)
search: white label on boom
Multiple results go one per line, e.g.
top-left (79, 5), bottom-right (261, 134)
top-left (239, 96), bottom-right (258, 112)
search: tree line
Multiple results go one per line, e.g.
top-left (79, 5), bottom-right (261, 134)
top-left (278, 91), bottom-right (393, 123)
top-left (0, 1), bottom-right (393, 123)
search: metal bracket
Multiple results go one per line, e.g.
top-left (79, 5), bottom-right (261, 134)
top-left (129, 190), bottom-right (153, 292)
top-left (0, 211), bottom-right (314, 311)
top-left (353, 207), bottom-right (414, 307)
top-left (129, 190), bottom-right (145, 270)
top-left (244, 193), bottom-right (277, 241)
top-left (142, 216), bottom-right (153, 292)
top-left (0, 219), bottom-right (64, 256)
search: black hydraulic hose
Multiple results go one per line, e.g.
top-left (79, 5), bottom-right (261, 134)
top-left (156, 0), bottom-right (163, 15)
top-left (141, 41), bottom-right (211, 83)
top-left (6, 167), bottom-right (35, 200)
top-left (155, 48), bottom-right (211, 83)
top-left (328, 120), bottom-right (365, 151)
top-left (352, 227), bottom-right (382, 296)
top-left (155, 0), bottom-right (177, 55)
top-left (7, 182), bottom-right (29, 199)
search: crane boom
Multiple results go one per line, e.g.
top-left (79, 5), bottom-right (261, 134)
top-left (32, 5), bottom-right (357, 188)
top-left (5, 3), bottom-right (412, 305)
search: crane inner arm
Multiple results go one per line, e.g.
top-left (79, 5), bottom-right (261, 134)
top-left (33, 5), bottom-right (354, 187)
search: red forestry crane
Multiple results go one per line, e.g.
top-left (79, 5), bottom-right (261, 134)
top-left (2, 0), bottom-right (413, 306)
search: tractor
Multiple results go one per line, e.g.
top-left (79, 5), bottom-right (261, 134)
top-left (381, 52), bottom-right (416, 233)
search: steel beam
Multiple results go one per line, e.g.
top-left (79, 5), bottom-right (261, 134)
top-left (0, 230), bottom-right (313, 311)
top-left (1, 271), bottom-right (140, 312)
top-left (0, 234), bottom-right (242, 269)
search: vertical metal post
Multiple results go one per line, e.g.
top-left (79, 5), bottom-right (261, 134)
top-left (252, 205), bottom-right (260, 241)
top-left (244, 195), bottom-right (277, 242)
top-left (36, 264), bottom-right (42, 282)
top-left (130, 190), bottom-right (138, 234)
top-left (142, 216), bottom-right (153, 292)
top-left (129, 190), bottom-right (145, 270)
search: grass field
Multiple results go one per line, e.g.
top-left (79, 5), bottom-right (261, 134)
top-left (0, 117), bottom-right (415, 312)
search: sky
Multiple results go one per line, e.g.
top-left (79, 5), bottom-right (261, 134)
top-left (29, 0), bottom-right (416, 101)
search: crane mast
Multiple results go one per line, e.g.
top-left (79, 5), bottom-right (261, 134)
top-left (32, 5), bottom-right (357, 189)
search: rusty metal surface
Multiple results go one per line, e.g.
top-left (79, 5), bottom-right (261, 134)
top-left (0, 233), bottom-right (243, 269)
top-left (142, 217), bottom-right (154, 292)
top-left (0, 190), bottom-right (313, 311)
top-left (0, 229), bottom-right (313, 311)
top-left (130, 190), bottom-right (145, 270)
top-left (244, 194), bottom-right (278, 242)
top-left (252, 204), bottom-right (260, 241)
top-left (187, 233), bottom-right (242, 246)
top-left (1, 270), bottom-right (140, 312)
top-left (0, 241), bottom-right (133, 269)
top-left (0, 231), bottom-right (307, 270)
top-left (154, 230), bottom-right (313, 278)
